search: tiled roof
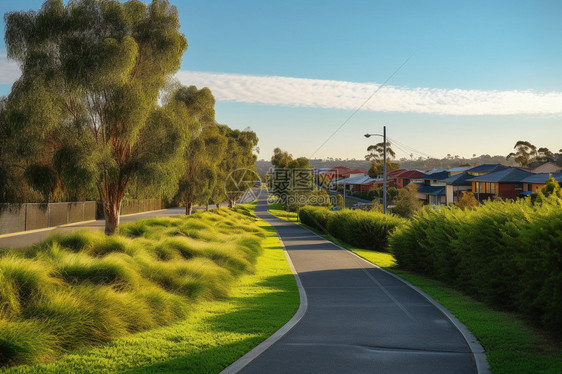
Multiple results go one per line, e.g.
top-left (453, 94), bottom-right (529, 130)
top-left (386, 169), bottom-right (407, 177)
top-left (466, 164), bottom-right (509, 173)
top-left (441, 172), bottom-right (473, 186)
top-left (467, 168), bottom-right (532, 183)
top-left (423, 171), bottom-right (450, 181)
top-left (521, 173), bottom-right (562, 184)
top-left (335, 176), bottom-right (380, 185)
top-left (396, 170), bottom-right (427, 178)
top-left (417, 185), bottom-right (446, 196)
top-left (448, 166), bottom-right (471, 173)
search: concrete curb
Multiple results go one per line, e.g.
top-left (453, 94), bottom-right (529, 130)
top-left (220, 215), bottom-right (308, 374)
top-left (296, 223), bottom-right (491, 374)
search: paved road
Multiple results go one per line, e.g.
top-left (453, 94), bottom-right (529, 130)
top-left (232, 192), bottom-right (485, 374)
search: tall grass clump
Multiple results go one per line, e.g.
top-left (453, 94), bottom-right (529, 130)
top-left (0, 207), bottom-right (265, 369)
top-left (299, 206), bottom-right (405, 251)
top-left (389, 194), bottom-right (562, 336)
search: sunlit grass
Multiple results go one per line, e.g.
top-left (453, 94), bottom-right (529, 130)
top-left (1, 207), bottom-right (270, 369)
top-left (4, 205), bottom-right (299, 373)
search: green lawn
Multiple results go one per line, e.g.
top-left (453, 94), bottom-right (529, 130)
top-left (5, 206), bottom-right (299, 373)
top-left (268, 204), bottom-right (562, 374)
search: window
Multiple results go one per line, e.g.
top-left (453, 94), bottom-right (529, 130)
top-left (514, 183), bottom-right (523, 190)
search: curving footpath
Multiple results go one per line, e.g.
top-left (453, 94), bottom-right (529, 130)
top-left (223, 191), bottom-right (489, 374)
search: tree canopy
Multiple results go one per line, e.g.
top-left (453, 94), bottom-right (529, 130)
top-left (4, 0), bottom-right (188, 234)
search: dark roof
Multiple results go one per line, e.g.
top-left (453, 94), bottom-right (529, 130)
top-left (423, 171), bottom-right (450, 181)
top-left (467, 168), bottom-right (532, 183)
top-left (466, 164), bottom-right (509, 174)
top-left (441, 172), bottom-right (473, 186)
top-left (521, 173), bottom-right (562, 184)
top-left (417, 185), bottom-right (446, 196)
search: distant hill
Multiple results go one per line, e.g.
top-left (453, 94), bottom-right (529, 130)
top-left (256, 155), bottom-right (516, 176)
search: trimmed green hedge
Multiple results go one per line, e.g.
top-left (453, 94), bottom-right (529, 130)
top-left (389, 195), bottom-right (562, 336)
top-left (299, 206), bottom-right (404, 252)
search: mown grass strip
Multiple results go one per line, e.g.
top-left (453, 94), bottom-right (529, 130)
top-left (268, 205), bottom-right (562, 374)
top-left (5, 206), bottom-right (299, 373)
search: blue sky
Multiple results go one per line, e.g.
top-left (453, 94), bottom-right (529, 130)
top-left (1, 0), bottom-right (561, 161)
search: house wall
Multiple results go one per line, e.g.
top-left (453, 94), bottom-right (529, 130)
top-left (498, 183), bottom-right (522, 200)
top-left (446, 185), bottom-right (454, 204)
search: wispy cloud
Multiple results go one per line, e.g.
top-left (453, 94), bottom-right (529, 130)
top-left (177, 70), bottom-right (562, 116)
top-left (0, 53), bottom-right (20, 85)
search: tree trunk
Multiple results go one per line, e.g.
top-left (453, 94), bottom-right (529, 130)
top-left (205, 204), bottom-right (209, 211)
top-left (228, 199), bottom-right (233, 208)
top-left (216, 203), bottom-right (220, 209)
top-left (185, 201), bottom-right (193, 215)
top-left (104, 199), bottom-right (121, 235)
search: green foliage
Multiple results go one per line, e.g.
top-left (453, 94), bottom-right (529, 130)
top-left (4, 214), bottom-right (298, 374)
top-left (173, 86), bottom-right (227, 214)
top-left (389, 194), bottom-right (562, 336)
top-left (455, 191), bottom-right (479, 210)
top-left (299, 206), bottom-right (405, 251)
top-left (4, 0), bottom-right (189, 232)
top-left (336, 194), bottom-right (344, 208)
top-left (0, 208), bottom-right (265, 368)
top-left (391, 184), bottom-right (422, 218)
top-left (536, 175), bottom-right (562, 203)
top-left (506, 140), bottom-right (537, 167)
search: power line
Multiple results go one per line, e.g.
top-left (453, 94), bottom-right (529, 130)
top-left (309, 53), bottom-right (414, 159)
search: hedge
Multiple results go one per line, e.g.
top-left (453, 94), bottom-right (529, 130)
top-left (299, 206), bottom-right (404, 252)
top-left (389, 195), bottom-right (562, 336)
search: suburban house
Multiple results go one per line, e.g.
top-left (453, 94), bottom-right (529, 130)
top-left (521, 173), bottom-right (562, 193)
top-left (441, 172), bottom-right (473, 204)
top-left (528, 160), bottom-right (562, 174)
top-left (342, 169), bottom-right (366, 178)
top-left (335, 175), bottom-right (381, 193)
top-left (390, 170), bottom-right (427, 188)
top-left (414, 171), bottom-right (449, 206)
top-left (466, 163), bottom-right (509, 176)
top-left (467, 167), bottom-right (533, 201)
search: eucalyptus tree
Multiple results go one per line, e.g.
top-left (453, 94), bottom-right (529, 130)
top-left (365, 142), bottom-right (399, 177)
top-left (506, 140), bottom-right (537, 167)
top-left (5, 0), bottom-right (188, 234)
top-left (221, 127), bottom-right (259, 208)
top-left (174, 85), bottom-right (227, 215)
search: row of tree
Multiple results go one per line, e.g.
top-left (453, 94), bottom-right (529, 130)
top-left (506, 140), bottom-right (561, 167)
top-left (0, 0), bottom-right (258, 234)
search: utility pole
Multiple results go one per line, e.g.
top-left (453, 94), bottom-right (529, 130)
top-left (383, 125), bottom-right (387, 214)
top-left (364, 126), bottom-right (388, 214)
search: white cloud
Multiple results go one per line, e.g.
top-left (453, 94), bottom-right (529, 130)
top-left (0, 53), bottom-right (21, 84)
top-left (176, 70), bottom-right (562, 116)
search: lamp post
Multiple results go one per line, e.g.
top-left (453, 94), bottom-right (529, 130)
top-left (364, 126), bottom-right (387, 214)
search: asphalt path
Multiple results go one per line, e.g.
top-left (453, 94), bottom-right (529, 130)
top-left (227, 191), bottom-right (487, 374)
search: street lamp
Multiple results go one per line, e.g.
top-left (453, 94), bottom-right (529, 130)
top-left (364, 125), bottom-right (387, 214)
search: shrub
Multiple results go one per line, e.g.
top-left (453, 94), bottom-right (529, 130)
top-left (299, 206), bottom-right (404, 252)
top-left (299, 206), bottom-right (331, 232)
top-left (389, 194), bottom-right (562, 336)
top-left (0, 207), bottom-right (265, 368)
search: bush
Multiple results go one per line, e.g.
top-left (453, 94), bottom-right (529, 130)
top-left (389, 194), bottom-right (562, 336)
top-left (299, 206), bottom-right (404, 252)
top-left (0, 208), bottom-right (266, 368)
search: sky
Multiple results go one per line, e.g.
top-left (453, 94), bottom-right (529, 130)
top-left (0, 0), bottom-right (561, 161)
